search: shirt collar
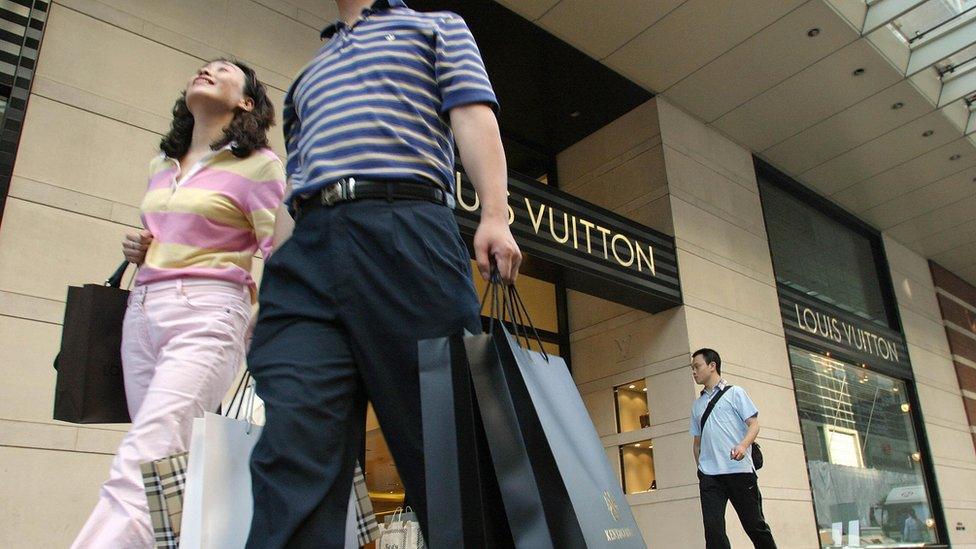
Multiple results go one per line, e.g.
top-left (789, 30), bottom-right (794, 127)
top-left (163, 142), bottom-right (235, 164)
top-left (701, 378), bottom-right (728, 397)
top-left (320, 0), bottom-right (407, 40)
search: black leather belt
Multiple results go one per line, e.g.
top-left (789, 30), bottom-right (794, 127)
top-left (292, 178), bottom-right (448, 218)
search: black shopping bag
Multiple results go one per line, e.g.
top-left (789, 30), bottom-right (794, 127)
top-left (466, 281), bottom-right (646, 548)
top-left (53, 261), bottom-right (132, 423)
top-left (417, 333), bottom-right (514, 548)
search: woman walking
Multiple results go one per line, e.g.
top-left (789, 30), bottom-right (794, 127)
top-left (72, 58), bottom-right (286, 548)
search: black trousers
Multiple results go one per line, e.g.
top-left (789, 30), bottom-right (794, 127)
top-left (698, 470), bottom-right (777, 549)
top-left (244, 199), bottom-right (486, 548)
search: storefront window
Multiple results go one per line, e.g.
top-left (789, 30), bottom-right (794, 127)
top-left (790, 347), bottom-right (938, 547)
top-left (759, 170), bottom-right (893, 327)
top-left (620, 440), bottom-right (656, 494)
top-left (614, 379), bottom-right (649, 433)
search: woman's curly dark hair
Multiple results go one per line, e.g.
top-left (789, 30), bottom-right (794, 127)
top-left (160, 59), bottom-right (275, 159)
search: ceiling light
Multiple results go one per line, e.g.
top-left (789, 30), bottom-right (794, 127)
top-left (628, 384), bottom-right (636, 389)
top-left (923, 130), bottom-right (934, 137)
top-left (911, 452), bottom-right (921, 462)
top-left (852, 68), bottom-right (865, 76)
top-left (950, 154), bottom-right (961, 161)
top-left (901, 403), bottom-right (911, 413)
top-left (634, 443), bottom-right (641, 447)
top-left (569, 111), bottom-right (580, 118)
top-left (807, 28), bottom-right (821, 37)
top-left (893, 387), bottom-right (899, 393)
top-left (642, 387), bottom-right (647, 392)
top-left (891, 102), bottom-right (904, 110)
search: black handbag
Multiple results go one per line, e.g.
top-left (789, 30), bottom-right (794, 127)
top-left (700, 385), bottom-right (763, 470)
top-left (52, 261), bottom-right (132, 424)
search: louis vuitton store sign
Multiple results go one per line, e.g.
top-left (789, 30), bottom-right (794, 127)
top-left (453, 170), bottom-right (682, 314)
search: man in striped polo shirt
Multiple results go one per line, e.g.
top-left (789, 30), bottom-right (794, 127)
top-left (245, 0), bottom-right (521, 546)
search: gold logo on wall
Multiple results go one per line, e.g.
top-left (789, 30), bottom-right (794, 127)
top-left (603, 490), bottom-right (620, 522)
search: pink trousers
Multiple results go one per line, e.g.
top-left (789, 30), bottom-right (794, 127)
top-left (72, 279), bottom-right (251, 549)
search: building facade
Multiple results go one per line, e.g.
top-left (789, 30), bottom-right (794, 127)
top-left (1, 1), bottom-right (975, 547)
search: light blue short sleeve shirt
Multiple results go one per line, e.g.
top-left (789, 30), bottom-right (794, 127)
top-left (690, 380), bottom-right (759, 475)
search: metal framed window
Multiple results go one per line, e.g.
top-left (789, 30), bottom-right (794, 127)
top-left (0, 0), bottom-right (47, 227)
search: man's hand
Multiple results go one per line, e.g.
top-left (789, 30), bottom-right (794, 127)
top-left (122, 229), bottom-right (153, 265)
top-left (730, 444), bottom-right (748, 461)
top-left (474, 216), bottom-right (521, 283)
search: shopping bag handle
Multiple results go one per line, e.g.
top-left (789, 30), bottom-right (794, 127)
top-left (480, 262), bottom-right (549, 362)
top-left (105, 261), bottom-right (130, 288)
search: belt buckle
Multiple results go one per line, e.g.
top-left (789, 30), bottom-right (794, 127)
top-left (320, 182), bottom-right (343, 206)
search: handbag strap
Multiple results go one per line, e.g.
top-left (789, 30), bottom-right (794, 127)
top-left (699, 385), bottom-right (732, 431)
top-left (482, 263), bottom-right (549, 362)
top-left (105, 260), bottom-right (130, 288)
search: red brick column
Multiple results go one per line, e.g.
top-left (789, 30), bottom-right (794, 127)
top-left (930, 261), bottom-right (976, 454)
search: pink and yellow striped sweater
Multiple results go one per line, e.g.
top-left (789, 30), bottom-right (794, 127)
top-left (135, 146), bottom-right (286, 299)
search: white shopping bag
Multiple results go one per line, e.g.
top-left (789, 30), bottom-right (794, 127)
top-left (179, 380), bottom-right (370, 548)
top-left (179, 412), bottom-right (260, 549)
top-left (378, 507), bottom-right (425, 549)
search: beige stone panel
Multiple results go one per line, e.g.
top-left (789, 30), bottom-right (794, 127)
top-left (646, 366), bottom-right (696, 427)
top-left (678, 250), bottom-right (784, 336)
top-left (566, 290), bottom-right (632, 333)
top-left (0, 199), bottom-right (131, 302)
top-left (582, 388), bottom-right (617, 438)
top-left (900, 307), bottom-right (953, 359)
top-left (570, 308), bottom-right (689, 385)
top-left (891, 266), bottom-right (944, 324)
top-left (75, 426), bottom-right (126, 454)
top-left (656, 98), bottom-right (758, 192)
top-left (718, 374), bottom-right (801, 436)
top-left (220, 0), bottom-right (323, 83)
top-left (757, 498), bottom-right (820, 549)
top-left (751, 438), bottom-right (810, 491)
top-left (578, 144), bottom-right (669, 215)
top-left (933, 464), bottom-right (976, 505)
top-left (908, 343), bottom-right (962, 393)
top-left (622, 194), bottom-right (674, 237)
top-left (671, 196), bottom-right (775, 283)
top-left (647, 431), bottom-right (696, 490)
top-left (0, 418), bottom-right (77, 451)
top-left (91, 0), bottom-right (231, 48)
top-left (556, 99), bottom-right (660, 189)
top-left (916, 381), bottom-right (969, 428)
top-left (15, 96), bottom-right (158, 207)
top-left (943, 507), bottom-right (976, 546)
top-left (664, 145), bottom-right (767, 238)
top-left (39, 5), bottom-right (202, 119)
top-left (0, 290), bottom-right (65, 324)
top-left (685, 306), bottom-right (791, 379)
top-left (0, 446), bottom-right (113, 547)
top-left (923, 422), bottom-right (976, 468)
top-left (267, 0), bottom-right (338, 21)
top-left (0, 316), bottom-right (61, 423)
top-left (884, 235), bottom-right (938, 294)
top-left (631, 496), bottom-right (704, 548)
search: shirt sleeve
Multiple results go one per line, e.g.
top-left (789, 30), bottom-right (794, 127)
top-left (433, 14), bottom-right (499, 114)
top-left (247, 156), bottom-right (287, 260)
top-left (281, 88), bottom-right (306, 201)
top-left (733, 387), bottom-right (760, 422)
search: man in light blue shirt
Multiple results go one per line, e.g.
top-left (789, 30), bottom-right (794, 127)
top-left (690, 348), bottom-right (776, 549)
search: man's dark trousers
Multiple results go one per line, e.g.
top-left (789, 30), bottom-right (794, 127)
top-left (698, 470), bottom-right (777, 549)
top-left (245, 199), bottom-right (485, 548)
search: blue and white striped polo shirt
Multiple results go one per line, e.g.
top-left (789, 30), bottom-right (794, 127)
top-left (283, 0), bottom-right (498, 208)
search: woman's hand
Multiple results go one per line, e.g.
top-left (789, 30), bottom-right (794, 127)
top-left (122, 230), bottom-right (153, 265)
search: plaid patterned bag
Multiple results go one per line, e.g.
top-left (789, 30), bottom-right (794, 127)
top-left (141, 452), bottom-right (188, 549)
top-left (352, 460), bottom-right (380, 545)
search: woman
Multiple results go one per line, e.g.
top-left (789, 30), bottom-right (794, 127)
top-left (72, 59), bottom-right (287, 548)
